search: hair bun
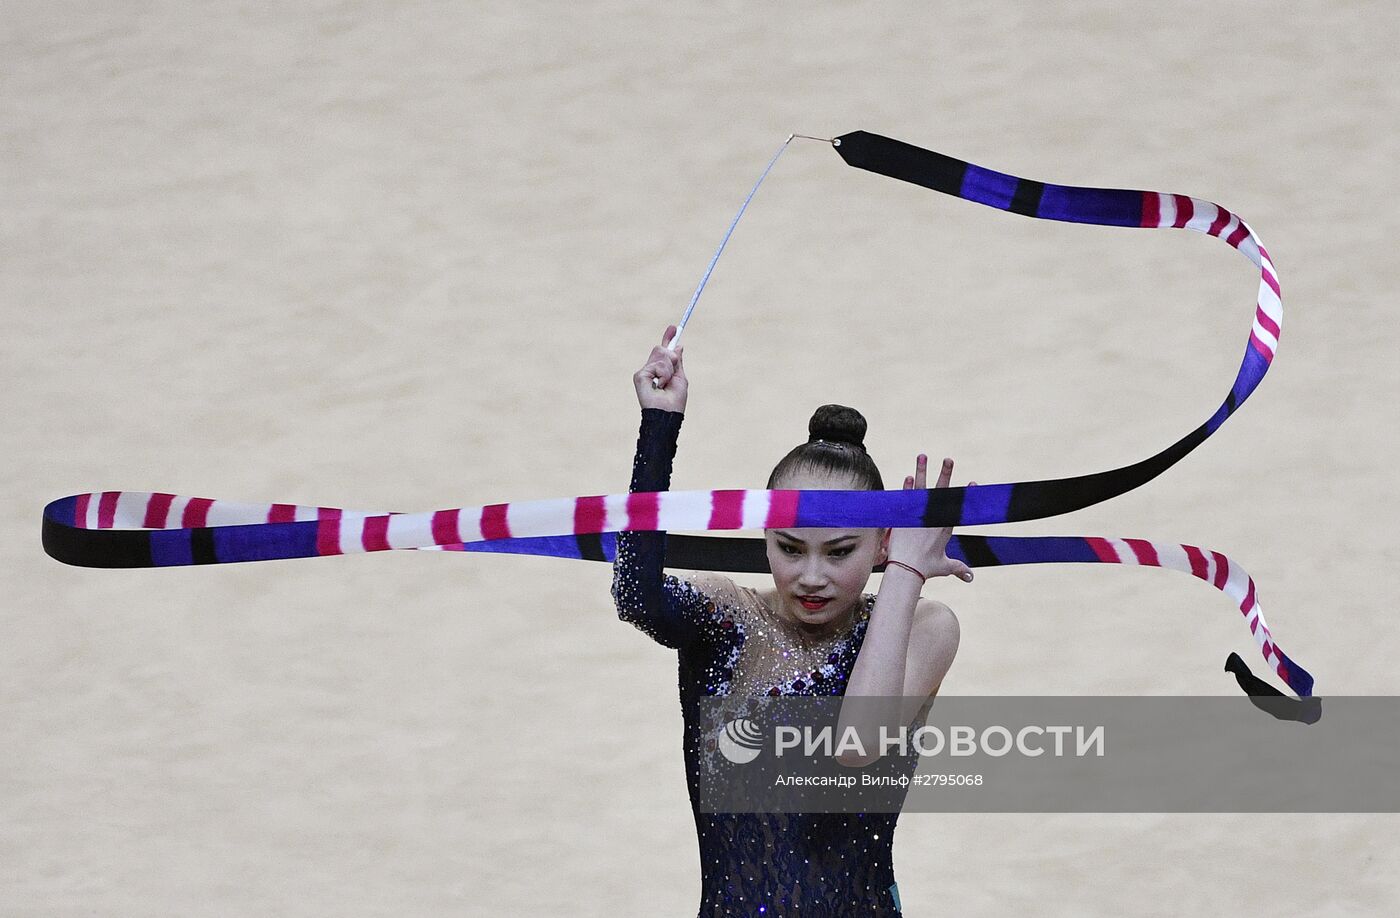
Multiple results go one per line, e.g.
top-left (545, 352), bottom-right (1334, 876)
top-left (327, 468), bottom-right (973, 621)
top-left (807, 404), bottom-right (868, 452)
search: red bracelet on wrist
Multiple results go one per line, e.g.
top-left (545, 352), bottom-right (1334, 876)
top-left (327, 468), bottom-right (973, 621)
top-left (883, 559), bottom-right (929, 582)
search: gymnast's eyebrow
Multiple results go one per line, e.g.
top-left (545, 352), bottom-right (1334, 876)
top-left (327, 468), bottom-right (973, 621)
top-left (773, 531), bottom-right (858, 546)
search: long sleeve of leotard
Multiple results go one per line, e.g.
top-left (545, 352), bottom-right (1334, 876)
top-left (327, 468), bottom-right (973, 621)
top-left (610, 407), bottom-right (714, 650)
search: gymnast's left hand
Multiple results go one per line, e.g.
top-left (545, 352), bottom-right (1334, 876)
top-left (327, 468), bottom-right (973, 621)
top-left (885, 455), bottom-right (975, 584)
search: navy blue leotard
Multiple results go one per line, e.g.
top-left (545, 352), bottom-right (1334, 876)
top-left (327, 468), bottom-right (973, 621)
top-left (611, 408), bottom-right (906, 917)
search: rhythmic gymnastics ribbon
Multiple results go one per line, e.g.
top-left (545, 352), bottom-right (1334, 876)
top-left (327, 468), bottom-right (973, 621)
top-left (40, 130), bottom-right (1317, 721)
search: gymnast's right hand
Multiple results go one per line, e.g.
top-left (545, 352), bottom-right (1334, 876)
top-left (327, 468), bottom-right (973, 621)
top-left (633, 324), bottom-right (688, 414)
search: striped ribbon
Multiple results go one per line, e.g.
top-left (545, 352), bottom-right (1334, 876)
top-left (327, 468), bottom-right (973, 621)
top-left (40, 131), bottom-right (1315, 714)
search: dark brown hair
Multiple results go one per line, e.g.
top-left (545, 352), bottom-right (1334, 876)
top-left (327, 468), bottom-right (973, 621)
top-left (766, 404), bottom-right (884, 491)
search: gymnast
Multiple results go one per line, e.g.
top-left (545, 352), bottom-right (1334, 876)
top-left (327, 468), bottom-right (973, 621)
top-left (612, 324), bottom-right (972, 916)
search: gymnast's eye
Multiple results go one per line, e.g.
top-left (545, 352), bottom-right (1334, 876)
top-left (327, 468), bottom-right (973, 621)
top-left (778, 543), bottom-right (800, 555)
top-left (830, 547), bottom-right (854, 557)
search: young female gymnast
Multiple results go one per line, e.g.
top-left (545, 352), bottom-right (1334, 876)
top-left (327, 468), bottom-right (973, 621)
top-left (612, 325), bottom-right (969, 916)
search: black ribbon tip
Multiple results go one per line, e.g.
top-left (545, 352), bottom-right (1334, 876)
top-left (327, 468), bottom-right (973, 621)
top-left (1225, 653), bottom-right (1321, 724)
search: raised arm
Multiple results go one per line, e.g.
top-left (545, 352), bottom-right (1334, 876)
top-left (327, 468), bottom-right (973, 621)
top-left (610, 326), bottom-right (714, 650)
top-left (836, 454), bottom-right (970, 765)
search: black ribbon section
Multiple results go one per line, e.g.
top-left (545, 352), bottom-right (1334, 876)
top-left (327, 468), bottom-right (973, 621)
top-left (42, 513), bottom-right (153, 568)
top-left (1225, 653), bottom-right (1321, 724)
top-left (661, 534), bottom-right (770, 573)
top-left (833, 132), bottom-right (971, 196)
top-left (660, 534), bottom-right (1005, 575)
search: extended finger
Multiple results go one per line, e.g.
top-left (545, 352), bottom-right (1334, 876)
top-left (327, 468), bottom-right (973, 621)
top-left (934, 456), bottom-right (953, 489)
top-left (904, 475), bottom-right (914, 490)
top-left (913, 454), bottom-right (928, 489)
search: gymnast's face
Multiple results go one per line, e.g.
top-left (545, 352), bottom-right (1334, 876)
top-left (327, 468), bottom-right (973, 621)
top-left (764, 469), bottom-right (890, 630)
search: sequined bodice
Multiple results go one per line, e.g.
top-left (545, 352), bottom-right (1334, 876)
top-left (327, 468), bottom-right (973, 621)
top-left (611, 409), bottom-right (905, 917)
top-left (660, 575), bottom-right (877, 698)
top-left (730, 587), bottom-right (874, 697)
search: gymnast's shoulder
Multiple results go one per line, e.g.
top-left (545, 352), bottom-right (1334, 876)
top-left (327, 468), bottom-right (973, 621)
top-left (675, 569), bottom-right (764, 620)
top-left (673, 569), bottom-right (740, 601)
top-left (912, 597), bottom-right (960, 647)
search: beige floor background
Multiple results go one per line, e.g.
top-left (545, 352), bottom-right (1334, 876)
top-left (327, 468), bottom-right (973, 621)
top-left (5, 2), bottom-right (1398, 915)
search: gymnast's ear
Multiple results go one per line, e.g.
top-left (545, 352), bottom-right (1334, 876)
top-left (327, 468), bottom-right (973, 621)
top-left (875, 527), bottom-right (891, 564)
